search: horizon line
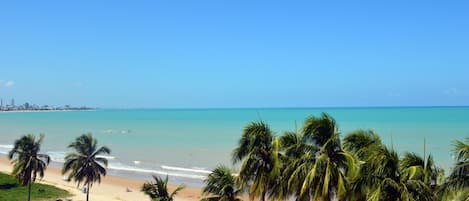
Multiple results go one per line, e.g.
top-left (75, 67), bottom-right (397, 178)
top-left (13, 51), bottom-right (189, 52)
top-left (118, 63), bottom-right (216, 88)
top-left (97, 105), bottom-right (469, 110)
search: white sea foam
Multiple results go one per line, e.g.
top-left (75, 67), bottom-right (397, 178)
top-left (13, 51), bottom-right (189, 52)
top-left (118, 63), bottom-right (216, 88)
top-left (47, 151), bottom-right (116, 162)
top-left (97, 155), bottom-right (116, 160)
top-left (0, 144), bottom-right (13, 154)
top-left (47, 151), bottom-right (67, 163)
top-left (3, 147), bottom-right (207, 180)
top-left (161, 165), bottom-right (211, 174)
top-left (108, 163), bottom-right (206, 180)
top-left (102, 129), bottom-right (131, 134)
top-left (0, 144), bottom-right (13, 149)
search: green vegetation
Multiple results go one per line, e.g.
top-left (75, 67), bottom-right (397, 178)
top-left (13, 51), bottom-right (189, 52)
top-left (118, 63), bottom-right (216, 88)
top-left (0, 172), bottom-right (70, 201)
top-left (204, 112), bottom-right (469, 201)
top-left (8, 134), bottom-right (51, 201)
top-left (62, 133), bottom-right (111, 201)
top-left (232, 121), bottom-right (280, 201)
top-left (201, 165), bottom-right (242, 201)
top-left (142, 175), bottom-right (185, 201)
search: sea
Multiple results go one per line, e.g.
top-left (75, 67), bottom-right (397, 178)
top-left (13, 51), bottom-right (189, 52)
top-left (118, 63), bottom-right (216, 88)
top-left (0, 107), bottom-right (468, 187)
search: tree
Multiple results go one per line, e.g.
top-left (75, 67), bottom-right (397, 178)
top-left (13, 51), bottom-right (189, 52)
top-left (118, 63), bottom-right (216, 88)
top-left (142, 175), bottom-right (185, 201)
top-left (8, 134), bottom-right (50, 201)
top-left (202, 165), bottom-right (242, 201)
top-left (400, 152), bottom-right (444, 191)
top-left (296, 113), bottom-right (358, 201)
top-left (366, 146), bottom-right (436, 201)
top-left (441, 137), bottom-right (469, 200)
top-left (232, 121), bottom-right (280, 201)
top-left (343, 129), bottom-right (383, 201)
top-left (62, 133), bottom-right (110, 201)
top-left (278, 124), bottom-right (318, 201)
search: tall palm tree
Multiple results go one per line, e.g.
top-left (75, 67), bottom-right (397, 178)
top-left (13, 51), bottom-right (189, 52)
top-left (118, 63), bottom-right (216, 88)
top-left (343, 129), bottom-right (383, 201)
top-left (62, 133), bottom-right (110, 201)
top-left (232, 121), bottom-right (280, 201)
top-left (294, 113), bottom-right (358, 201)
top-left (441, 137), bottom-right (469, 198)
top-left (366, 145), bottom-right (436, 201)
top-left (201, 165), bottom-right (242, 201)
top-left (142, 175), bottom-right (185, 201)
top-left (278, 125), bottom-right (318, 201)
top-left (8, 134), bottom-right (50, 201)
top-left (400, 152), bottom-right (444, 190)
top-left (343, 129), bottom-right (382, 159)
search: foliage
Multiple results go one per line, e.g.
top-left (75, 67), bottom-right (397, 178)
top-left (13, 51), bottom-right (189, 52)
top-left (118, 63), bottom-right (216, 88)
top-left (142, 175), bottom-right (185, 201)
top-left (201, 165), bottom-right (242, 201)
top-left (62, 133), bottom-right (110, 201)
top-left (0, 172), bottom-right (70, 201)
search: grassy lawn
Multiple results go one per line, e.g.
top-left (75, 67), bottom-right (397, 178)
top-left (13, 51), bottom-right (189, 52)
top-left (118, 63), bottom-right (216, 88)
top-left (0, 172), bottom-right (71, 201)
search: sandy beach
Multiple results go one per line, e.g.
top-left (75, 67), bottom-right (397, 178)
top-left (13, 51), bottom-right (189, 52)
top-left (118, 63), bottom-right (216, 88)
top-left (0, 156), bottom-right (203, 201)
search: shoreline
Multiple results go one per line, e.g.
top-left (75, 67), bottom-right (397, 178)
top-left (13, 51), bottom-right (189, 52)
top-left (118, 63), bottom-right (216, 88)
top-left (0, 109), bottom-right (96, 113)
top-left (0, 156), bottom-right (204, 201)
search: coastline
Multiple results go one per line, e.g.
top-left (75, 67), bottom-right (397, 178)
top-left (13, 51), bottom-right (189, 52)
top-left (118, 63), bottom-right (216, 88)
top-left (0, 109), bottom-right (96, 113)
top-left (0, 156), bottom-right (203, 201)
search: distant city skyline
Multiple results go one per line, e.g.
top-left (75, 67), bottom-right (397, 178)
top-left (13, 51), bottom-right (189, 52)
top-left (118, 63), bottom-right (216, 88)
top-left (0, 97), bottom-right (93, 111)
top-left (1, 1), bottom-right (468, 108)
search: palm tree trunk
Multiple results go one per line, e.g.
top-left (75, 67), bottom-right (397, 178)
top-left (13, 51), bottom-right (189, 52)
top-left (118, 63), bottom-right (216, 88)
top-left (27, 180), bottom-right (32, 201)
top-left (86, 182), bottom-right (90, 201)
top-left (260, 188), bottom-right (267, 201)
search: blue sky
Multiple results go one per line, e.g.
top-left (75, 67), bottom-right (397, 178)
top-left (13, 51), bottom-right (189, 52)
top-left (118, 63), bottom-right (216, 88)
top-left (0, 1), bottom-right (468, 108)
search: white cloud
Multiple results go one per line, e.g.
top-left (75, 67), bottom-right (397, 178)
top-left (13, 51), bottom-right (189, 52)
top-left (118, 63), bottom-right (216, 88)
top-left (0, 80), bottom-right (15, 87)
top-left (4, 81), bottom-right (14, 87)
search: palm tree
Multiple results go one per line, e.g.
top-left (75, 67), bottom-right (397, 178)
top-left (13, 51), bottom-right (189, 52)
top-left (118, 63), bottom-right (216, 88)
top-left (343, 129), bottom-right (383, 201)
top-left (232, 121), bottom-right (280, 201)
top-left (142, 175), bottom-right (185, 201)
top-left (294, 113), bottom-right (358, 201)
top-left (400, 152), bottom-right (444, 190)
top-left (201, 165), bottom-right (242, 201)
top-left (62, 133), bottom-right (110, 201)
top-left (278, 124), bottom-right (318, 201)
top-left (441, 137), bottom-right (469, 199)
top-left (8, 134), bottom-right (50, 201)
top-left (366, 145), bottom-right (436, 201)
top-left (343, 129), bottom-right (382, 159)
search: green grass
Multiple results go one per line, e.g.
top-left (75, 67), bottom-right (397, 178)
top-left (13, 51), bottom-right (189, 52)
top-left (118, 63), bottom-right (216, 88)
top-left (0, 172), bottom-right (71, 201)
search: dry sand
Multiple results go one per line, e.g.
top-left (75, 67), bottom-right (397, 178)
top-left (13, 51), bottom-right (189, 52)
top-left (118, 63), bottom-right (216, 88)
top-left (0, 156), bottom-right (204, 201)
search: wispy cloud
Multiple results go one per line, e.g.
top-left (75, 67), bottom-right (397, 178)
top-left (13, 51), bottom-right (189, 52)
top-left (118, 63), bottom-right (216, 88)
top-left (0, 80), bottom-right (15, 87)
top-left (443, 88), bottom-right (466, 96)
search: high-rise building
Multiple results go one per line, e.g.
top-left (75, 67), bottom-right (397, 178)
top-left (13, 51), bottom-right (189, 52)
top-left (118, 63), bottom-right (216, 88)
top-left (11, 99), bottom-right (15, 107)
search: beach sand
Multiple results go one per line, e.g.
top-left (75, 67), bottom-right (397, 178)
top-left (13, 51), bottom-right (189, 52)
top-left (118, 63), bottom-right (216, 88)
top-left (0, 156), bottom-right (203, 201)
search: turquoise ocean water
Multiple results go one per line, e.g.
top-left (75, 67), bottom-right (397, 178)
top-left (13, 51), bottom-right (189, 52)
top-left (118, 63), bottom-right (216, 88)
top-left (0, 107), bottom-right (468, 186)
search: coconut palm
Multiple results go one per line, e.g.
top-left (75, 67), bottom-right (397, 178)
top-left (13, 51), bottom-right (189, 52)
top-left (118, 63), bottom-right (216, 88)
top-left (343, 129), bottom-right (383, 201)
top-left (294, 113), bottom-right (358, 201)
top-left (62, 133), bottom-right (110, 201)
top-left (8, 134), bottom-right (50, 201)
top-left (232, 121), bottom-right (280, 201)
top-left (400, 152), bottom-right (444, 190)
top-left (441, 137), bottom-right (469, 199)
top-left (277, 125), bottom-right (318, 201)
top-left (366, 145), bottom-right (436, 201)
top-left (343, 129), bottom-right (382, 159)
top-left (142, 175), bottom-right (185, 201)
top-left (201, 165), bottom-right (242, 201)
